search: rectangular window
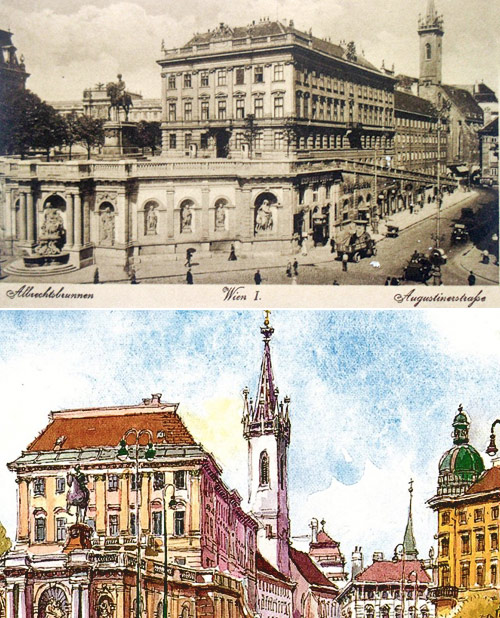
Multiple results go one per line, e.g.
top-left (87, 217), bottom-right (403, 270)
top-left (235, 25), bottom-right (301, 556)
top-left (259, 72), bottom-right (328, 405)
top-left (56, 477), bottom-right (66, 494)
top-left (492, 564), bottom-right (497, 585)
top-left (235, 68), bottom-right (245, 85)
top-left (56, 517), bottom-right (67, 542)
top-left (168, 103), bottom-right (176, 122)
top-left (169, 133), bottom-right (177, 149)
top-left (153, 472), bottom-right (165, 491)
top-left (184, 101), bottom-right (192, 121)
top-left (131, 473), bottom-right (142, 491)
top-left (130, 512), bottom-right (137, 536)
top-left (492, 506), bottom-right (499, 519)
top-left (461, 534), bottom-right (470, 554)
top-left (108, 475), bottom-right (119, 492)
top-left (175, 511), bottom-right (185, 536)
top-left (274, 64), bottom-right (284, 81)
top-left (201, 133), bottom-right (208, 149)
top-left (254, 98), bottom-right (264, 119)
top-left (491, 532), bottom-right (498, 550)
top-left (184, 73), bottom-right (192, 88)
top-left (254, 132), bottom-right (263, 151)
top-left (34, 478), bottom-right (45, 497)
top-left (200, 72), bottom-right (209, 87)
top-left (217, 69), bottom-right (227, 86)
top-left (236, 99), bottom-right (245, 119)
top-left (459, 510), bottom-right (467, 525)
top-left (174, 470), bottom-right (186, 490)
top-left (440, 535), bottom-right (450, 557)
top-left (476, 533), bottom-right (485, 552)
top-left (274, 97), bottom-right (284, 118)
top-left (184, 133), bottom-right (192, 149)
top-left (217, 100), bottom-right (226, 120)
top-left (460, 564), bottom-right (470, 588)
top-left (153, 511), bottom-right (163, 536)
top-left (274, 131), bottom-right (283, 151)
top-left (201, 101), bottom-right (209, 120)
top-left (109, 514), bottom-right (119, 537)
top-left (168, 75), bottom-right (176, 89)
top-left (254, 66), bottom-right (264, 83)
top-left (35, 517), bottom-right (46, 542)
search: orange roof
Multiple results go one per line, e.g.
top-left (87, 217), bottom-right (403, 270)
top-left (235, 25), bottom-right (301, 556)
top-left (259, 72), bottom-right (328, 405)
top-left (289, 546), bottom-right (338, 591)
top-left (256, 552), bottom-right (292, 583)
top-left (356, 560), bottom-right (430, 584)
top-left (466, 466), bottom-right (500, 495)
top-left (28, 406), bottom-right (196, 451)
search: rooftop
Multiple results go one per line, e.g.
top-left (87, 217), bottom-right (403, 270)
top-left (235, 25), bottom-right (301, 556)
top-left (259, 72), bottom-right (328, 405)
top-left (256, 552), bottom-right (292, 583)
top-left (289, 546), bottom-right (338, 591)
top-left (355, 559), bottom-right (430, 584)
top-left (395, 90), bottom-right (437, 118)
top-left (442, 85), bottom-right (483, 121)
top-left (465, 465), bottom-right (500, 495)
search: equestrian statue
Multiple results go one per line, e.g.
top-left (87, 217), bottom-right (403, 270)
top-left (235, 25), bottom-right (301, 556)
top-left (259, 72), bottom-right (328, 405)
top-left (106, 73), bottom-right (133, 121)
top-left (66, 465), bottom-right (90, 524)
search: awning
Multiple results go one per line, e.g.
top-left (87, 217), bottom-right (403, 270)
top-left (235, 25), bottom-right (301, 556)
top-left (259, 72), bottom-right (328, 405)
top-left (448, 165), bottom-right (468, 175)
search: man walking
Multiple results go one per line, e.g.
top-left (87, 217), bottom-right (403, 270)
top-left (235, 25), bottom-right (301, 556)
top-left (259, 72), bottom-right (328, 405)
top-left (468, 271), bottom-right (476, 286)
top-left (342, 253), bottom-right (348, 272)
top-left (254, 270), bottom-right (262, 285)
top-left (186, 269), bottom-right (193, 284)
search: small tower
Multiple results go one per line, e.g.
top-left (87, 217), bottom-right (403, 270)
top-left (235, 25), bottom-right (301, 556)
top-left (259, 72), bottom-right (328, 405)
top-left (243, 311), bottom-right (291, 576)
top-left (418, 0), bottom-right (444, 85)
top-left (402, 479), bottom-right (418, 559)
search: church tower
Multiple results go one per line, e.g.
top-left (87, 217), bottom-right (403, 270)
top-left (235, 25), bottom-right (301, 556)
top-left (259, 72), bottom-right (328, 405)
top-left (418, 0), bottom-right (444, 85)
top-left (243, 311), bottom-right (291, 576)
top-left (402, 480), bottom-right (418, 559)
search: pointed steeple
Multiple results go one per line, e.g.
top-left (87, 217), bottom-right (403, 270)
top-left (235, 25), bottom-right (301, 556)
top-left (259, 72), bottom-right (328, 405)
top-left (242, 311), bottom-right (290, 443)
top-left (402, 479), bottom-right (418, 558)
top-left (426, 0), bottom-right (437, 20)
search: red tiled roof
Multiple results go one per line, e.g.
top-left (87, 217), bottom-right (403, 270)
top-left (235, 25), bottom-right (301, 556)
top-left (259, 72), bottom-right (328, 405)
top-left (465, 465), bottom-right (500, 495)
top-left (289, 546), bottom-right (337, 590)
top-left (28, 408), bottom-right (196, 451)
top-left (355, 560), bottom-right (430, 584)
top-left (395, 90), bottom-right (437, 118)
top-left (256, 552), bottom-right (291, 583)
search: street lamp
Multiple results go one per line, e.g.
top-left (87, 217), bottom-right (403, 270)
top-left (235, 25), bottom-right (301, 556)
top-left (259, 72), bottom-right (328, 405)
top-left (434, 99), bottom-right (451, 250)
top-left (486, 420), bottom-right (500, 456)
top-left (162, 483), bottom-right (181, 618)
top-left (117, 429), bottom-right (156, 618)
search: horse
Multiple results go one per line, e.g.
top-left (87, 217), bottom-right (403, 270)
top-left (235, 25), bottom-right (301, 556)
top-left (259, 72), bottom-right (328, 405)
top-left (66, 469), bottom-right (90, 524)
top-left (106, 82), bottom-right (133, 121)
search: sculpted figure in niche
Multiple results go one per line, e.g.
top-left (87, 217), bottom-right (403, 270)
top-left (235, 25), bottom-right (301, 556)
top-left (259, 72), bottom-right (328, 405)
top-left (100, 206), bottom-right (115, 245)
top-left (215, 201), bottom-right (226, 230)
top-left (35, 207), bottom-right (66, 255)
top-left (181, 202), bottom-right (193, 232)
top-left (97, 597), bottom-right (115, 618)
top-left (146, 204), bottom-right (158, 235)
top-left (255, 199), bottom-right (274, 233)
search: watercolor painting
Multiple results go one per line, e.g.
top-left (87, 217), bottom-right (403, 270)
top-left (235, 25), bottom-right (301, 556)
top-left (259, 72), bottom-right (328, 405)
top-left (0, 309), bottom-right (498, 618)
top-left (0, 0), bottom-right (497, 286)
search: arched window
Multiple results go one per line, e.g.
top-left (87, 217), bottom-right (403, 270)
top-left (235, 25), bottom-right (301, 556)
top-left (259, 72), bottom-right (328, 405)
top-left (365, 605), bottom-right (374, 618)
top-left (38, 587), bottom-right (69, 618)
top-left (425, 43), bottom-right (432, 60)
top-left (259, 451), bottom-right (269, 486)
top-left (476, 563), bottom-right (484, 586)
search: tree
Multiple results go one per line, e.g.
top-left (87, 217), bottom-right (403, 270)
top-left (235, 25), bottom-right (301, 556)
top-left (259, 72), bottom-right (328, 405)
top-left (75, 115), bottom-right (105, 159)
top-left (243, 114), bottom-right (259, 159)
top-left (283, 117), bottom-right (300, 157)
top-left (0, 89), bottom-right (66, 159)
top-left (132, 121), bottom-right (161, 156)
top-left (0, 520), bottom-right (12, 555)
top-left (63, 111), bottom-right (81, 160)
top-left (346, 41), bottom-right (357, 62)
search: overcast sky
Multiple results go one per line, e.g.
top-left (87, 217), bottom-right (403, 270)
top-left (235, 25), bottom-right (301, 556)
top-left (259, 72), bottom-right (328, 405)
top-left (0, 309), bottom-right (499, 569)
top-left (0, 0), bottom-right (498, 102)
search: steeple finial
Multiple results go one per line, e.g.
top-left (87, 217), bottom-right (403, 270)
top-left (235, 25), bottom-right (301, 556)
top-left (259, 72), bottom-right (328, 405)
top-left (402, 478), bottom-right (418, 558)
top-left (261, 309), bottom-right (274, 342)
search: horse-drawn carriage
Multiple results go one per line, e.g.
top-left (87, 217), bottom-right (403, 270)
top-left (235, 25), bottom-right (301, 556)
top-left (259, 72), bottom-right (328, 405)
top-left (336, 229), bottom-right (377, 262)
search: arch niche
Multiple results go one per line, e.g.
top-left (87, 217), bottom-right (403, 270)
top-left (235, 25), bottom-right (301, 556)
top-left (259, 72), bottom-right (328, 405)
top-left (254, 192), bottom-right (278, 235)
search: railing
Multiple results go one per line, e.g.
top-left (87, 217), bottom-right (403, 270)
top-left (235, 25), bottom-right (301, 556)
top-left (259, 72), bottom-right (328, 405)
top-left (427, 586), bottom-right (459, 600)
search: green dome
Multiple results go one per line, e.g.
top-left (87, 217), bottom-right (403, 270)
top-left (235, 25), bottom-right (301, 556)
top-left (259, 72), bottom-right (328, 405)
top-left (439, 444), bottom-right (485, 482)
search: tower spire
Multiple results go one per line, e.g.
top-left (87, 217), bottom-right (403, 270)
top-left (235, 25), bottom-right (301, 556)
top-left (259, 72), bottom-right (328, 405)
top-left (402, 479), bottom-right (418, 558)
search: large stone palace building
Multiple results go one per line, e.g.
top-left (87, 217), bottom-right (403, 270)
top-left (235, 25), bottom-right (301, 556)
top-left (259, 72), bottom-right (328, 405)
top-left (0, 314), bottom-right (341, 618)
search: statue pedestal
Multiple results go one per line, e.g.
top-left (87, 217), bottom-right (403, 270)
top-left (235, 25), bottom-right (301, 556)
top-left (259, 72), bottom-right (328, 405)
top-left (63, 523), bottom-right (93, 553)
top-left (103, 121), bottom-right (137, 156)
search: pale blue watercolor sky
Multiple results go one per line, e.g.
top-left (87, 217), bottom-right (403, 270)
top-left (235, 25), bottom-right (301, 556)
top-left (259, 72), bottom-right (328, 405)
top-left (0, 310), bottom-right (499, 566)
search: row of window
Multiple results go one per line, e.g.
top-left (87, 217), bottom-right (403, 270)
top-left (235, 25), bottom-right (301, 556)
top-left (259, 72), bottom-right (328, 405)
top-left (32, 470), bottom-right (187, 497)
top-left (440, 562), bottom-right (497, 588)
top-left (167, 64), bottom-right (286, 90)
top-left (441, 506), bottom-right (499, 526)
top-left (362, 607), bottom-right (429, 618)
top-left (361, 589), bottom-right (423, 601)
top-left (396, 116), bottom-right (438, 130)
top-left (396, 134), bottom-right (446, 145)
top-left (167, 96), bottom-right (284, 122)
top-left (296, 96), bottom-right (393, 125)
top-left (33, 509), bottom-right (186, 543)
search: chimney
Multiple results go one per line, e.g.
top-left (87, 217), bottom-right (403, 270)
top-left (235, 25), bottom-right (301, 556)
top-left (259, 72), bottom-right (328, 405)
top-left (309, 518), bottom-right (319, 543)
top-left (351, 546), bottom-right (364, 579)
top-left (372, 551), bottom-right (384, 562)
top-left (151, 393), bottom-right (162, 405)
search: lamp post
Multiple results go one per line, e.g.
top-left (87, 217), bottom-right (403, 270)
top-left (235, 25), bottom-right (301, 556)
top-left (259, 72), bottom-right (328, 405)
top-left (117, 429), bottom-right (156, 618)
top-left (162, 483), bottom-right (180, 618)
top-left (486, 420), bottom-right (500, 457)
top-left (434, 99), bottom-right (451, 250)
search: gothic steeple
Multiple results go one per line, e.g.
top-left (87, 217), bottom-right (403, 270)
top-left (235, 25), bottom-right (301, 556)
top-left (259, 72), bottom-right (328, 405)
top-left (402, 479), bottom-right (418, 558)
top-left (418, 0), bottom-right (444, 85)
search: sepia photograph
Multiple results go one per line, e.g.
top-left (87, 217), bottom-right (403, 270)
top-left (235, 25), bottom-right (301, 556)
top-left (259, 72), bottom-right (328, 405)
top-left (0, 308), bottom-right (499, 618)
top-left (0, 0), bottom-right (497, 287)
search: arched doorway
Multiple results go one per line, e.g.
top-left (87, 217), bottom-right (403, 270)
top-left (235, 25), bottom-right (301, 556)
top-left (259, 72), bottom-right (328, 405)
top-left (38, 586), bottom-right (70, 618)
top-left (254, 192), bottom-right (277, 235)
top-left (312, 205), bottom-right (330, 246)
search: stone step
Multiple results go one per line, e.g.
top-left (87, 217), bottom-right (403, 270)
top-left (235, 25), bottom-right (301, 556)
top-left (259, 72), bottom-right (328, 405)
top-left (4, 260), bottom-right (78, 277)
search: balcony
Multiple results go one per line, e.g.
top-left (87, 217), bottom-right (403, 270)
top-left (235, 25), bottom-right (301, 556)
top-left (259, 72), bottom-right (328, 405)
top-left (428, 586), bottom-right (459, 601)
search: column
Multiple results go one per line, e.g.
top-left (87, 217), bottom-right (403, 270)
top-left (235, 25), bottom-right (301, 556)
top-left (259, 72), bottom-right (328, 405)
top-left (74, 194), bottom-right (83, 247)
top-left (140, 473), bottom-right (150, 533)
top-left (189, 470), bottom-right (200, 534)
top-left (18, 583), bottom-right (26, 618)
top-left (119, 473), bottom-right (130, 534)
top-left (6, 584), bottom-right (14, 618)
top-left (95, 475), bottom-right (106, 535)
top-left (67, 195), bottom-right (74, 247)
top-left (26, 191), bottom-right (35, 243)
top-left (166, 186), bottom-right (175, 238)
top-left (71, 585), bottom-right (79, 618)
top-left (83, 197), bottom-right (90, 244)
top-left (16, 478), bottom-right (29, 542)
top-left (201, 185), bottom-right (210, 239)
top-left (240, 189), bottom-right (252, 238)
top-left (19, 192), bottom-right (27, 241)
top-left (81, 585), bottom-right (90, 618)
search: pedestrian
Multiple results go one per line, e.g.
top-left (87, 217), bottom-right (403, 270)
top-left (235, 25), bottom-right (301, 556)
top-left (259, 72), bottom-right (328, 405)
top-left (301, 237), bottom-right (308, 256)
top-left (185, 249), bottom-right (192, 267)
top-left (293, 259), bottom-right (298, 276)
top-left (482, 250), bottom-right (490, 264)
top-left (286, 262), bottom-right (292, 278)
top-left (384, 276), bottom-right (391, 286)
top-left (468, 271), bottom-right (476, 286)
top-left (228, 243), bottom-right (237, 261)
top-left (390, 277), bottom-right (400, 286)
top-left (129, 267), bottom-right (138, 284)
top-left (254, 270), bottom-right (262, 285)
top-left (186, 269), bottom-right (193, 284)
top-left (342, 253), bottom-right (348, 272)
top-left (409, 203), bottom-right (414, 215)
top-left (93, 267), bottom-right (100, 284)
top-left (332, 279), bottom-right (340, 285)
top-left (330, 237), bottom-right (336, 253)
